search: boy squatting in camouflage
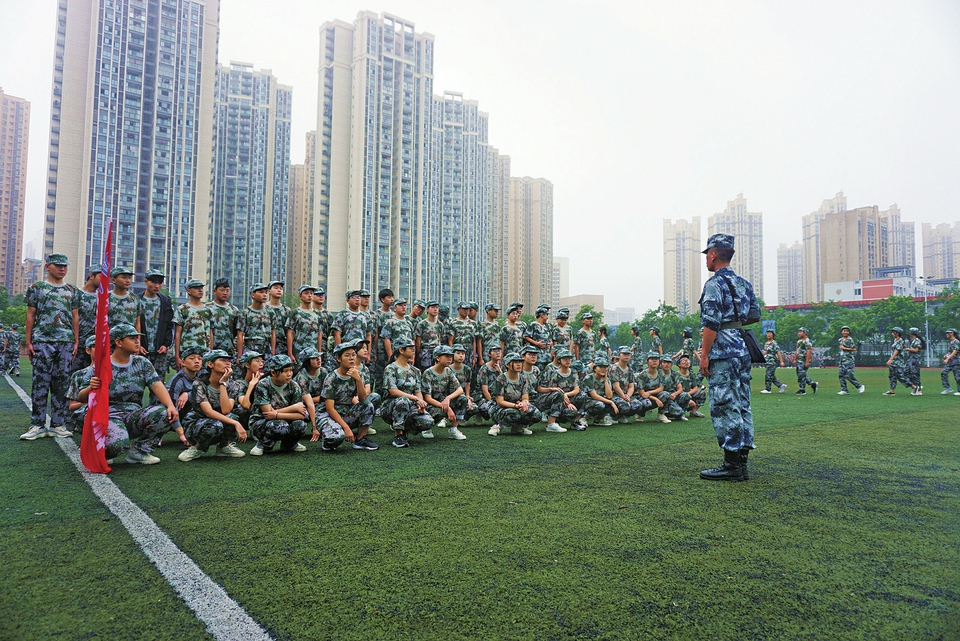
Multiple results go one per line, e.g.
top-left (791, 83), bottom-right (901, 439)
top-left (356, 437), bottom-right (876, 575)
top-left (380, 349), bottom-right (435, 436)
top-left (316, 341), bottom-right (376, 451)
top-left (249, 355), bottom-right (318, 453)
top-left (490, 353), bottom-right (543, 433)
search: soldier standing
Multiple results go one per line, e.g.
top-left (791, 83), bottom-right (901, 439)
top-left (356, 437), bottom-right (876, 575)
top-left (477, 303), bottom-right (501, 365)
top-left (237, 283), bottom-right (276, 358)
top-left (794, 328), bottom-right (818, 395)
top-left (941, 328), bottom-right (960, 395)
top-left (573, 312), bottom-right (597, 367)
top-left (524, 305), bottom-right (553, 370)
top-left (173, 280), bottom-right (213, 370)
top-left (285, 285), bottom-right (323, 361)
top-left (413, 300), bottom-right (443, 369)
top-left (207, 278), bottom-right (240, 355)
top-left (139, 269), bottom-right (174, 380)
top-left (836, 326), bottom-right (864, 395)
top-left (649, 326), bottom-right (663, 356)
top-left (550, 309), bottom-right (574, 362)
top-left (905, 327), bottom-right (924, 391)
top-left (760, 329), bottom-right (787, 394)
top-left (265, 281), bottom-right (289, 353)
top-left (108, 266), bottom-right (143, 331)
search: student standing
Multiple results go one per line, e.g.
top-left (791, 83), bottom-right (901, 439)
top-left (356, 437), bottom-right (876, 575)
top-left (837, 326), bottom-right (865, 395)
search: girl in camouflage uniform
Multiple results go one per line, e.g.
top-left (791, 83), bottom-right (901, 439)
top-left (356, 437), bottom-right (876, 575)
top-left (635, 353), bottom-right (669, 423)
top-left (249, 355), bottom-right (317, 455)
top-left (836, 326), bottom-right (864, 395)
top-left (761, 330), bottom-right (787, 393)
top-left (476, 346), bottom-right (504, 431)
top-left (178, 350), bottom-right (247, 461)
top-left (608, 347), bottom-right (643, 423)
top-left (422, 345), bottom-right (468, 440)
top-left (941, 329), bottom-right (960, 394)
top-left (318, 341), bottom-right (377, 451)
top-left (537, 348), bottom-right (584, 432)
top-left (450, 344), bottom-right (482, 425)
top-left (905, 328), bottom-right (924, 390)
top-left (659, 357), bottom-right (689, 421)
top-left (675, 355), bottom-right (707, 418)
top-left (883, 327), bottom-right (919, 396)
top-left (577, 357), bottom-right (620, 426)
top-left (381, 339), bottom-right (435, 448)
top-left (490, 352), bottom-right (542, 435)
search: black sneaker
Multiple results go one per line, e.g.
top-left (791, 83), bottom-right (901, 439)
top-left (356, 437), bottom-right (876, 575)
top-left (391, 435), bottom-right (409, 448)
top-left (811, 382), bottom-right (818, 394)
top-left (353, 437), bottom-right (379, 451)
top-left (795, 389), bottom-right (806, 395)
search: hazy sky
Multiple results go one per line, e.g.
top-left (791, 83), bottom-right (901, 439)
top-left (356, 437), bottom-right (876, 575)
top-left (3, 0), bottom-right (960, 310)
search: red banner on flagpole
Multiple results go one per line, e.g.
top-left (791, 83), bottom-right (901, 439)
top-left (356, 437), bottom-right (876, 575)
top-left (80, 221), bottom-right (113, 473)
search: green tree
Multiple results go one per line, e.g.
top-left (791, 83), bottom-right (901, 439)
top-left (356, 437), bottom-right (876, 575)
top-left (0, 306), bottom-right (28, 328)
top-left (613, 322), bottom-right (633, 349)
top-left (0, 286), bottom-right (9, 311)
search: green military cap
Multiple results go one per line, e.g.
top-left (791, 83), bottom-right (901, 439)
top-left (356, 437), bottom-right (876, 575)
top-left (314, 287), bottom-right (325, 295)
top-left (649, 326), bottom-right (660, 333)
top-left (570, 360), bottom-right (585, 373)
top-left (839, 326), bottom-right (850, 332)
top-left (110, 266), bottom-right (134, 278)
top-left (45, 253), bottom-right (70, 266)
top-left (265, 354), bottom-right (295, 372)
top-left (485, 303), bottom-right (499, 311)
top-left (413, 299), bottom-right (426, 307)
top-left (632, 324), bottom-right (642, 332)
top-left (180, 345), bottom-right (206, 359)
top-left (457, 301), bottom-right (469, 309)
top-left (468, 302), bottom-right (479, 310)
top-left (85, 335), bottom-right (98, 349)
top-left (683, 327), bottom-right (693, 334)
top-left (433, 345), bottom-right (455, 358)
top-left (297, 347), bottom-right (322, 363)
top-left (555, 348), bottom-right (573, 360)
top-left (393, 337), bottom-right (415, 351)
top-left (557, 307), bottom-right (570, 313)
top-left (908, 327), bottom-right (920, 335)
top-left (798, 327), bottom-right (808, 334)
top-left (202, 349), bottom-right (232, 364)
top-left (593, 357), bottom-right (610, 368)
top-left (358, 289), bottom-right (371, 297)
top-left (298, 285), bottom-right (316, 295)
top-left (660, 355), bottom-right (674, 364)
top-left (617, 346), bottom-right (632, 355)
top-left (520, 345), bottom-right (539, 355)
top-left (487, 344), bottom-right (502, 352)
top-left (144, 268), bottom-right (165, 281)
top-left (238, 351), bottom-right (264, 365)
top-left (392, 297), bottom-right (408, 308)
top-left (556, 311), bottom-right (569, 319)
top-left (345, 289), bottom-right (360, 298)
top-left (946, 328), bottom-right (958, 336)
top-left (702, 233), bottom-right (735, 253)
top-left (267, 280), bottom-right (284, 289)
top-left (110, 323), bottom-right (143, 341)
top-left (0, 322), bottom-right (4, 327)
top-left (250, 282), bottom-right (268, 294)
top-left (425, 299), bottom-right (439, 307)
top-left (891, 326), bottom-right (903, 335)
top-left (88, 263), bottom-right (104, 276)
top-left (439, 303), bottom-right (450, 313)
top-left (503, 352), bottom-right (523, 365)
top-left (581, 312), bottom-right (593, 319)
top-left (535, 307), bottom-right (549, 317)
top-left (646, 351), bottom-right (661, 360)
top-left (510, 302), bottom-right (524, 309)
top-left (10, 323), bottom-right (17, 329)
top-left (506, 303), bottom-right (522, 314)
top-left (537, 304), bottom-right (551, 311)
top-left (452, 344), bottom-right (468, 353)
top-left (185, 279), bottom-right (204, 289)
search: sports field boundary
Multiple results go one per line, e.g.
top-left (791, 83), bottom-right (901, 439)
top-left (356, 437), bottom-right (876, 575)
top-left (4, 374), bottom-right (272, 641)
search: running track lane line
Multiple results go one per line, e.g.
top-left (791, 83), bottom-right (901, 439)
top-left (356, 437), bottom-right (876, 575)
top-left (5, 374), bottom-right (272, 641)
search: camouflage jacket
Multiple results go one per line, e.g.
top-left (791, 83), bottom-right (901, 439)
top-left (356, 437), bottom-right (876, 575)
top-left (110, 355), bottom-right (162, 413)
top-left (320, 370), bottom-right (362, 413)
top-left (541, 366), bottom-right (579, 394)
top-left (698, 266), bottom-right (760, 360)
top-left (286, 308), bottom-right (322, 358)
top-left (108, 291), bottom-right (143, 330)
top-left (490, 372), bottom-right (531, 403)
top-left (206, 301), bottom-right (240, 353)
top-left (25, 281), bottom-right (79, 344)
top-left (422, 365), bottom-right (462, 400)
top-left (383, 362), bottom-right (424, 395)
top-left (251, 379), bottom-right (306, 420)
top-left (173, 303), bottom-right (212, 351)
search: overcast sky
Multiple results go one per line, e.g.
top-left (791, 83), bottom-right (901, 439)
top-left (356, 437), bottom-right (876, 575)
top-left (3, 0), bottom-right (960, 310)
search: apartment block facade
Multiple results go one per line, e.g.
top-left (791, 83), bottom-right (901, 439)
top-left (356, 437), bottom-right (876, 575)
top-left (922, 222), bottom-right (960, 281)
top-left (777, 242), bottom-right (804, 305)
top-left (0, 88), bottom-right (29, 295)
top-left (707, 193), bottom-right (763, 296)
top-left (662, 217), bottom-right (702, 314)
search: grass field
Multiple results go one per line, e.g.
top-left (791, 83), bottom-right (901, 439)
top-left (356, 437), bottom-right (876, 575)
top-left (1, 361), bottom-right (958, 640)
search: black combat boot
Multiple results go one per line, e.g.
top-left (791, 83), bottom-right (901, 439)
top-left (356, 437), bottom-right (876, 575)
top-left (739, 448), bottom-right (751, 480)
top-left (699, 449), bottom-right (744, 481)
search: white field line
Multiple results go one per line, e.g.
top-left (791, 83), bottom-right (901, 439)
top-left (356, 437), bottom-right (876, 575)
top-left (5, 374), bottom-right (272, 641)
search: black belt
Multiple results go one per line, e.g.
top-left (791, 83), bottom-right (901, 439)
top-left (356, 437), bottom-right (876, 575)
top-left (719, 322), bottom-right (742, 330)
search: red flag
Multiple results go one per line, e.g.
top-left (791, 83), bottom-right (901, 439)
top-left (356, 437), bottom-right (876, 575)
top-left (80, 221), bottom-right (113, 473)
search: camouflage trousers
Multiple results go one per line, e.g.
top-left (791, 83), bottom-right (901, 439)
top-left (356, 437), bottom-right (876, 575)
top-left (476, 398), bottom-right (498, 421)
top-left (574, 394), bottom-right (613, 420)
top-left (243, 339), bottom-right (272, 359)
top-left (906, 357), bottom-right (922, 389)
top-left (491, 403), bottom-right (542, 432)
top-left (941, 359), bottom-right (960, 390)
top-left (888, 363), bottom-right (913, 390)
top-left (763, 363), bottom-right (784, 391)
top-left (837, 360), bottom-right (861, 392)
top-left (536, 390), bottom-right (582, 423)
top-left (318, 400), bottom-right (375, 449)
top-left (381, 397), bottom-right (435, 435)
top-left (427, 395), bottom-right (469, 423)
top-left (3, 349), bottom-right (19, 374)
top-left (706, 356), bottom-right (754, 452)
top-left (417, 350), bottom-right (436, 370)
top-left (654, 392), bottom-right (686, 419)
top-left (70, 350), bottom-right (91, 374)
top-left (145, 352), bottom-right (170, 380)
top-left (183, 410), bottom-right (241, 451)
top-left (462, 395), bottom-right (484, 422)
top-left (366, 392), bottom-right (382, 412)
top-left (104, 405), bottom-right (176, 460)
top-left (249, 416), bottom-right (309, 452)
top-left (370, 357), bottom-right (387, 392)
top-left (674, 390), bottom-right (705, 412)
top-left (796, 364), bottom-right (814, 391)
top-left (612, 395), bottom-right (644, 417)
top-left (29, 342), bottom-right (74, 427)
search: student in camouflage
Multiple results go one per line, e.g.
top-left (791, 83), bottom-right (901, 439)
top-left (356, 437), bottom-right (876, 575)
top-left (649, 327), bottom-right (663, 356)
top-left (836, 326), bottom-right (864, 395)
top-left (178, 350), bottom-right (247, 461)
top-left (249, 354), bottom-right (318, 455)
top-left (4, 324), bottom-right (22, 377)
top-left (905, 328), bottom-right (924, 390)
top-left (576, 357), bottom-right (620, 426)
top-left (490, 352), bottom-right (542, 435)
top-left (381, 338), bottom-right (435, 447)
top-left (609, 347), bottom-right (643, 422)
top-left (450, 344), bottom-right (482, 424)
top-left (370, 288), bottom-right (395, 385)
top-left (414, 301), bottom-right (443, 369)
top-left (794, 328), bottom-right (817, 394)
top-left (519, 345), bottom-right (543, 412)
top-left (317, 341), bottom-right (377, 451)
top-left (108, 266), bottom-right (143, 331)
top-left (408, 299), bottom-right (426, 331)
top-left (72, 264), bottom-right (101, 372)
top-left (286, 286), bottom-right (323, 361)
top-left (628, 325), bottom-right (645, 371)
top-left (234, 351), bottom-right (265, 427)
top-left (675, 355), bottom-right (707, 418)
top-left (264, 280), bottom-right (290, 352)
top-left (378, 298), bottom-right (414, 369)
top-left (537, 348), bottom-right (583, 432)
top-left (206, 278), bottom-right (240, 355)
top-left (573, 312), bottom-right (597, 367)
top-left (139, 269), bottom-right (174, 379)
top-left (476, 345), bottom-right (504, 429)
top-left (597, 326), bottom-right (612, 362)
top-left (311, 287), bottom-right (334, 362)
top-left (524, 305), bottom-right (553, 369)
top-left (237, 283), bottom-right (276, 358)
top-left (173, 280), bottom-right (213, 369)
top-left (659, 356), bottom-right (689, 421)
top-left (447, 302), bottom-right (477, 352)
top-left (477, 303), bottom-right (501, 363)
top-left (550, 309), bottom-right (574, 361)
top-left (21, 253), bottom-right (79, 440)
top-left (672, 328), bottom-right (696, 362)
top-left (160, 345), bottom-right (197, 446)
top-left (883, 327), bottom-right (919, 396)
top-left (635, 353), bottom-right (670, 423)
top-left (941, 329), bottom-right (960, 394)
top-left (353, 340), bottom-right (381, 421)
top-left (65, 336), bottom-right (97, 434)
top-left (499, 304), bottom-right (525, 358)
top-left (332, 290), bottom-right (373, 354)
top-left (295, 347), bottom-right (324, 407)
top-left (761, 330), bottom-right (788, 393)
top-left (422, 345), bottom-right (468, 439)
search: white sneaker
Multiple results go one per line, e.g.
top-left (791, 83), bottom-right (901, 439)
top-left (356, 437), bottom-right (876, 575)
top-left (954, 392), bottom-right (960, 396)
top-left (838, 391), bottom-right (849, 395)
top-left (657, 413), bottom-right (671, 424)
top-left (633, 415), bottom-right (644, 423)
top-left (292, 442), bottom-right (307, 452)
top-left (911, 390), bottom-right (923, 396)
top-left (859, 385), bottom-right (866, 394)
top-left (178, 446), bottom-right (202, 462)
top-left (421, 429), bottom-right (435, 439)
top-left (367, 427), bottom-right (377, 435)
top-left (448, 427), bottom-right (467, 440)
top-left (215, 443), bottom-right (245, 457)
top-left (50, 426), bottom-right (73, 438)
top-left (20, 426), bottom-right (48, 440)
top-left (436, 419), bottom-right (448, 429)
top-left (249, 444), bottom-right (265, 456)
top-left (941, 389), bottom-right (952, 395)
top-left (760, 390), bottom-right (772, 394)
top-left (545, 424), bottom-right (567, 433)
top-left (125, 450), bottom-right (161, 465)
top-left (522, 428), bottom-right (533, 435)
top-left (597, 416), bottom-right (614, 426)
top-left (678, 415), bottom-right (688, 421)
top-left (779, 384), bottom-right (787, 393)
top-left (488, 424), bottom-right (500, 436)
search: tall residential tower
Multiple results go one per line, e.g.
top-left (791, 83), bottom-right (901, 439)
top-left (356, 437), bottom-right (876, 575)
top-left (662, 217), bottom-right (701, 314)
top-left (0, 88), bottom-right (29, 294)
top-left (707, 193), bottom-right (763, 297)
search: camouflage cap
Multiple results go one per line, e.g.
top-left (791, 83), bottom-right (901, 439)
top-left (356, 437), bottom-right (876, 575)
top-left (617, 346), bottom-right (632, 355)
top-left (557, 307), bottom-right (570, 314)
top-left (555, 348), bottom-right (573, 360)
top-left (593, 357), bottom-right (610, 368)
top-left (346, 289), bottom-right (362, 299)
top-left (839, 326), bottom-right (850, 332)
top-left (649, 326), bottom-right (660, 333)
top-left (433, 345), bottom-right (455, 358)
top-left (392, 337), bottom-right (415, 351)
top-left (110, 323), bottom-right (143, 341)
top-left (506, 303), bottom-right (522, 314)
top-left (88, 263), bottom-right (103, 276)
top-left (297, 347), bottom-right (322, 363)
top-left (110, 266), bottom-right (134, 278)
top-left (185, 279), bottom-right (204, 289)
top-left (314, 287), bottom-right (325, 295)
top-left (10, 323), bottom-right (17, 329)
top-left (683, 327), bottom-right (693, 334)
top-left (439, 304), bottom-right (450, 314)
top-left (468, 302), bottom-right (479, 310)
top-left (425, 299), bottom-right (439, 307)
top-left (556, 311), bottom-right (569, 319)
top-left (392, 297), bottom-right (408, 308)
top-left (891, 326), bottom-right (904, 335)
top-left (267, 280), bottom-right (284, 289)
top-left (570, 360), bottom-right (585, 373)
top-left (660, 355), bottom-right (674, 364)
top-left (180, 345), bottom-right (206, 359)
top-left (85, 335), bottom-right (98, 349)
top-left (238, 351), bottom-right (264, 366)
top-left (535, 307), bottom-right (549, 317)
top-left (485, 303), bottom-right (500, 311)
top-left (908, 327), bottom-right (921, 334)
top-left (510, 302), bottom-right (524, 309)
top-left (45, 253), bottom-right (69, 266)
top-left (457, 301), bottom-right (469, 309)
top-left (947, 328), bottom-right (958, 336)
top-left (144, 268), bottom-right (165, 281)
top-left (581, 312), bottom-right (593, 319)
top-left (798, 327), bottom-right (808, 334)
top-left (452, 344), bottom-right (468, 353)
top-left (487, 344), bottom-right (503, 352)
top-left (702, 233), bottom-right (735, 254)
top-left (249, 282), bottom-right (268, 294)
top-left (298, 285), bottom-right (316, 295)
top-left (520, 345), bottom-right (539, 355)
top-left (646, 351), bottom-right (661, 360)
top-left (358, 289), bottom-right (371, 297)
top-left (413, 299), bottom-right (426, 308)
top-left (202, 349), bottom-right (232, 364)
top-left (265, 354), bottom-right (295, 372)
top-left (503, 352), bottom-right (523, 365)
top-left (214, 278), bottom-right (230, 289)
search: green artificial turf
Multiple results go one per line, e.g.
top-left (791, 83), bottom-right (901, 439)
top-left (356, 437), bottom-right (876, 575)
top-left (1, 362), bottom-right (958, 640)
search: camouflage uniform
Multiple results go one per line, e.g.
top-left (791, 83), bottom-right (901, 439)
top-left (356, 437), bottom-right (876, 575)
top-left (489, 372), bottom-right (541, 432)
top-left (658, 369), bottom-right (687, 419)
top-left (318, 370), bottom-right (374, 449)
top-left (140, 295), bottom-right (170, 377)
top-left (249, 379), bottom-right (310, 452)
top-left (577, 372), bottom-right (617, 420)
top-left (332, 309), bottom-right (372, 345)
top-left (837, 337), bottom-right (862, 392)
top-left (942, 337), bottom-right (960, 391)
top-left (447, 317), bottom-right (477, 353)
top-left (550, 323), bottom-right (574, 359)
top-left (574, 327), bottom-right (597, 367)
top-left (314, 308), bottom-right (334, 361)
top-left (238, 306), bottom-right (274, 355)
top-left (475, 363), bottom-right (503, 420)
top-left (450, 363), bottom-right (481, 421)
top-left (538, 366), bottom-right (583, 424)
top-left (635, 369), bottom-right (669, 417)
top-left (650, 334), bottom-right (663, 354)
top-left (357, 363), bottom-right (381, 410)
top-left (499, 323), bottom-right (524, 358)
top-left (265, 305), bottom-right (291, 353)
top-left (414, 319), bottom-right (443, 368)
top-left (108, 292), bottom-right (143, 329)
top-left (699, 264), bottom-right (759, 453)
top-left (478, 320), bottom-right (502, 361)
top-left (422, 365), bottom-right (468, 422)
top-left (174, 303), bottom-right (212, 354)
top-left (678, 338), bottom-right (696, 361)
top-left (286, 308), bottom-right (322, 358)
top-left (104, 356), bottom-right (177, 460)
top-left (4, 329), bottom-right (22, 375)
top-left (796, 337), bottom-right (815, 391)
top-left (608, 363), bottom-right (643, 416)
top-left (206, 301), bottom-right (240, 355)
top-left (524, 321), bottom-right (553, 369)
top-left (763, 339), bottom-right (785, 391)
top-left (597, 337), bottom-right (612, 362)
top-left (380, 362), bottom-right (434, 434)
top-left (182, 379), bottom-right (244, 451)
top-left (295, 368), bottom-right (324, 402)
top-left (906, 337), bottom-right (923, 389)
top-left (25, 281), bottom-right (79, 428)
top-left (888, 337), bottom-right (913, 390)
top-left (73, 289), bottom-right (98, 371)
top-left (65, 364), bottom-right (95, 433)
top-left (629, 336), bottom-right (645, 371)
top-left (676, 370), bottom-right (707, 408)
top-left (520, 365), bottom-right (541, 407)
top-left (376, 316), bottom-right (414, 386)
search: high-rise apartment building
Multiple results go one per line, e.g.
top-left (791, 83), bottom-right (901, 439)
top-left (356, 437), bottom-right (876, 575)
top-left (922, 222), bottom-right (960, 280)
top-left (707, 194), bottom-right (763, 296)
top-left (662, 217), bottom-right (701, 314)
top-left (290, 131), bottom-right (325, 289)
top-left (777, 242), bottom-right (804, 305)
top-left (287, 163), bottom-right (307, 288)
top-left (317, 12), bottom-right (435, 302)
top-left (882, 203), bottom-right (915, 273)
top-left (819, 206), bottom-right (886, 287)
top-left (0, 88), bottom-right (29, 295)
top-left (209, 62), bottom-right (291, 305)
top-left (487, 148), bottom-right (511, 306)
top-left (802, 191), bottom-right (846, 303)
top-left (506, 177), bottom-right (554, 307)
top-left (46, 0), bottom-right (219, 293)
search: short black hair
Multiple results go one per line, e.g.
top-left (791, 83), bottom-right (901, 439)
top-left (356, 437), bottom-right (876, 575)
top-left (714, 247), bottom-right (735, 262)
top-left (214, 278), bottom-right (230, 289)
top-left (379, 288), bottom-right (394, 301)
